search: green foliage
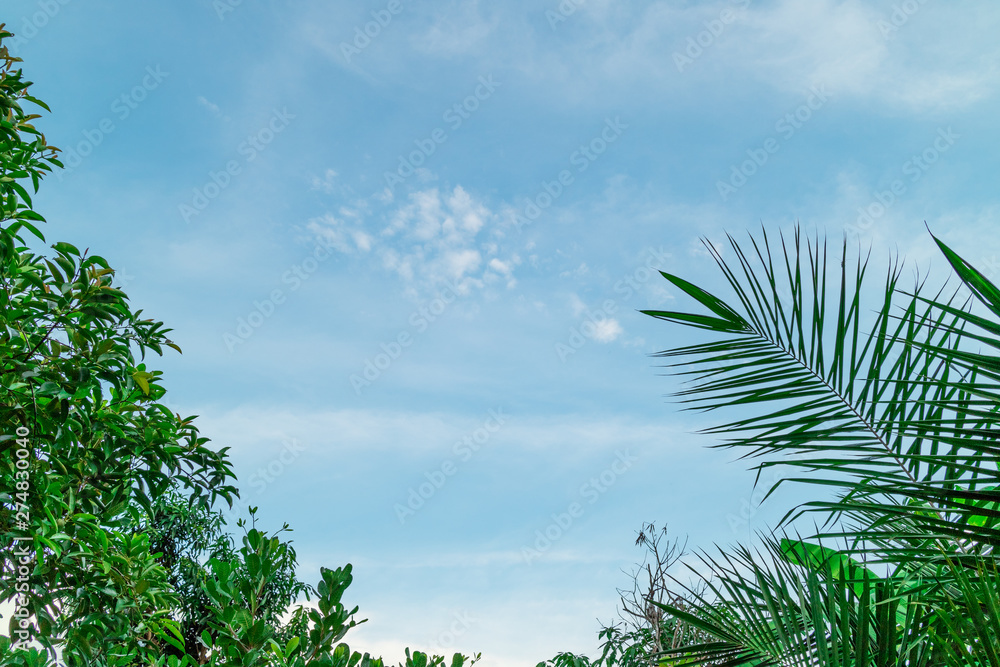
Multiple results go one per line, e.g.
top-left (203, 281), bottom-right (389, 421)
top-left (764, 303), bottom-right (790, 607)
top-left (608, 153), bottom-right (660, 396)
top-left (537, 625), bottom-right (652, 667)
top-left (139, 487), bottom-right (236, 660)
top-left (0, 25), bottom-right (478, 667)
top-left (641, 227), bottom-right (1000, 666)
top-left (0, 25), bottom-right (60, 259)
top-left (0, 22), bottom-right (238, 663)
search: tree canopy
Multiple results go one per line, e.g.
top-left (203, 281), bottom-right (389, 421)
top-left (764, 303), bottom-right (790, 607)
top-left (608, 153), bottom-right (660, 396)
top-left (0, 25), bottom-right (476, 667)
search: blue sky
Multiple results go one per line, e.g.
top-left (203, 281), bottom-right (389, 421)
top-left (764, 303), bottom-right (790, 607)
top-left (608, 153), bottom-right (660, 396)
top-left (5, 0), bottom-right (1000, 663)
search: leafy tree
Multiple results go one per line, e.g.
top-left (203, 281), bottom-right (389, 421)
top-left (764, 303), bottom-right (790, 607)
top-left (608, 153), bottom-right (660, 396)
top-left (0, 23), bottom-right (237, 663)
top-left (0, 26), bottom-right (478, 667)
top-left (641, 228), bottom-right (1000, 666)
top-left (135, 489), bottom-right (311, 662)
top-left (536, 625), bottom-right (651, 667)
top-left (139, 487), bottom-right (237, 661)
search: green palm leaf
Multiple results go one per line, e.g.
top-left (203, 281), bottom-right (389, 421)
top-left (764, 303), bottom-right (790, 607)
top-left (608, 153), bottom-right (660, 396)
top-left (643, 228), bottom-right (1000, 551)
top-left (653, 535), bottom-right (939, 667)
top-left (644, 227), bottom-right (1000, 665)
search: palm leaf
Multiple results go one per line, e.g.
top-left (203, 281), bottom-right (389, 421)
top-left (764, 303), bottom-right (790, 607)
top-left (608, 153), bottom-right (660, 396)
top-left (643, 228), bottom-right (1000, 552)
top-left (644, 227), bottom-right (1000, 664)
top-left (653, 535), bottom-right (938, 667)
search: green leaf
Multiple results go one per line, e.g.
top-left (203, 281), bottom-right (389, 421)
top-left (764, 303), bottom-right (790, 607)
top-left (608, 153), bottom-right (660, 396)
top-left (51, 241), bottom-right (81, 256)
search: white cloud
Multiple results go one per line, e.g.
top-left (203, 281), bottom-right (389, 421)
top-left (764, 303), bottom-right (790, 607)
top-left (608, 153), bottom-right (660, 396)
top-left (380, 248), bottom-right (415, 282)
top-left (479, 1), bottom-right (996, 112)
top-left (444, 248), bottom-right (482, 280)
top-left (307, 213), bottom-right (362, 254)
top-left (560, 262), bottom-right (589, 279)
top-left (730, 0), bottom-right (1000, 111)
top-left (197, 95), bottom-right (230, 121)
top-left (447, 186), bottom-right (489, 234)
top-left (353, 231), bottom-right (373, 252)
top-left (488, 258), bottom-right (513, 276)
top-left (406, 189), bottom-right (446, 240)
top-left (308, 183), bottom-right (520, 299)
top-left (590, 318), bottom-right (623, 343)
top-left (310, 168), bottom-right (340, 194)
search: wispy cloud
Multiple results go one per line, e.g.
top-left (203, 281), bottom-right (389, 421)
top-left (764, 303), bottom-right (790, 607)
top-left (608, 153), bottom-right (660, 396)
top-left (197, 95), bottom-right (230, 121)
top-left (733, 0), bottom-right (1000, 111)
top-left (309, 182), bottom-right (520, 299)
top-left (590, 318), bottom-right (623, 343)
top-left (412, 0), bottom-right (500, 57)
top-left (303, 0), bottom-right (999, 114)
top-left (310, 168), bottom-right (341, 195)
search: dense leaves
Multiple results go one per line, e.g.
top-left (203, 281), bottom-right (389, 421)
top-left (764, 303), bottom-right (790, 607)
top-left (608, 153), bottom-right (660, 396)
top-left (643, 228), bottom-right (1000, 666)
top-left (0, 23), bottom-right (236, 661)
top-left (0, 26), bottom-right (477, 667)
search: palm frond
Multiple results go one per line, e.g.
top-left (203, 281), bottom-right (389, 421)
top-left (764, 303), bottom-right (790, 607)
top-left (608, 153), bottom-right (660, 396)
top-left (654, 535), bottom-right (939, 667)
top-left (643, 228), bottom-right (1000, 553)
top-left (644, 227), bottom-right (1000, 665)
